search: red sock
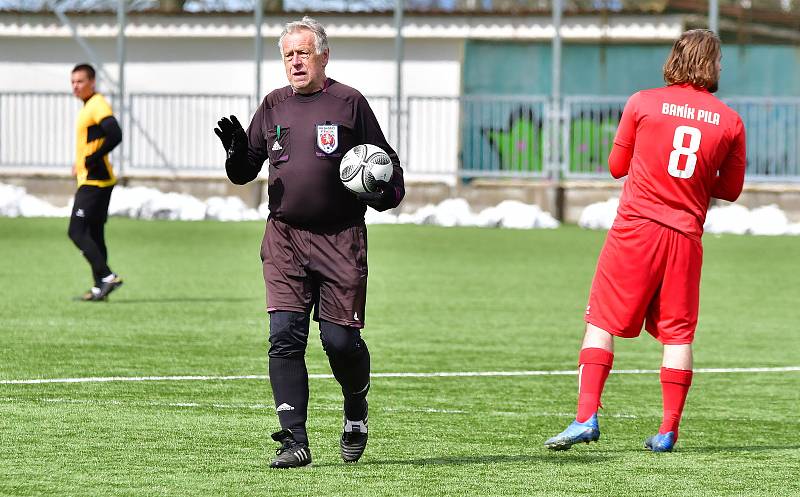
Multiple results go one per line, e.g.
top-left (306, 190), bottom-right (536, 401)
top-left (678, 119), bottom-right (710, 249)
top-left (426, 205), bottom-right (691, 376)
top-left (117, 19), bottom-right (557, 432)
top-left (659, 367), bottom-right (693, 441)
top-left (576, 348), bottom-right (614, 423)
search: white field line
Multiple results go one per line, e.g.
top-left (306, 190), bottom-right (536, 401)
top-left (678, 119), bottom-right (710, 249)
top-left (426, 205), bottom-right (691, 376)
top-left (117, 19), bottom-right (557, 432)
top-left (0, 366), bottom-right (799, 385)
top-left (0, 396), bottom-right (466, 414)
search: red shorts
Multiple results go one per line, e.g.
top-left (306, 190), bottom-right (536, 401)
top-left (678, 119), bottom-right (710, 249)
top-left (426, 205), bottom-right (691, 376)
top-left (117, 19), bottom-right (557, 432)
top-left (584, 219), bottom-right (703, 345)
top-left (261, 218), bottom-right (368, 329)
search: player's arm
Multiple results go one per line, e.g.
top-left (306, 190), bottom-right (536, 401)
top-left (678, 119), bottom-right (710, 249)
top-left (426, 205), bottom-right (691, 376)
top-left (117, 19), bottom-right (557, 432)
top-left (608, 144), bottom-right (633, 179)
top-left (355, 95), bottom-right (405, 211)
top-left (607, 93), bottom-right (639, 179)
top-left (712, 119), bottom-right (747, 202)
top-left (214, 107), bottom-right (266, 185)
top-left (85, 116), bottom-right (122, 170)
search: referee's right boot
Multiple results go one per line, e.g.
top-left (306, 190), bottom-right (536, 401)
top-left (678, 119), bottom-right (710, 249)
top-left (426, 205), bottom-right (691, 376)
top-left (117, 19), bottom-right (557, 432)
top-left (544, 413), bottom-right (600, 451)
top-left (269, 429), bottom-right (312, 469)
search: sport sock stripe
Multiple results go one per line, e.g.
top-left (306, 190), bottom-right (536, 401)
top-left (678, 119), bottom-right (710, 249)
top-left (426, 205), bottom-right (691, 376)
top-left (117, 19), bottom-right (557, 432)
top-left (344, 417), bottom-right (368, 433)
top-left (269, 357), bottom-right (310, 446)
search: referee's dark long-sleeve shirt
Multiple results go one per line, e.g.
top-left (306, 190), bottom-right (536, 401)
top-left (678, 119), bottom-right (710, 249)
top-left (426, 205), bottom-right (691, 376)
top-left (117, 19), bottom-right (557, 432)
top-left (233, 78), bottom-right (405, 229)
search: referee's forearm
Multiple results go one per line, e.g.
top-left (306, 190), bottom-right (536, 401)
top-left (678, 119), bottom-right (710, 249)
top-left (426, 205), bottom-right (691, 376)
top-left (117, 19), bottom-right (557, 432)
top-left (225, 155), bottom-right (260, 185)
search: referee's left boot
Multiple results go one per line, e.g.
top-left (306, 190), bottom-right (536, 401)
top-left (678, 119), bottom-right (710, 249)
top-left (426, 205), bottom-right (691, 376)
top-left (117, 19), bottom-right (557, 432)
top-left (270, 429), bottom-right (312, 469)
top-left (544, 413), bottom-right (600, 451)
top-left (340, 409), bottom-right (368, 463)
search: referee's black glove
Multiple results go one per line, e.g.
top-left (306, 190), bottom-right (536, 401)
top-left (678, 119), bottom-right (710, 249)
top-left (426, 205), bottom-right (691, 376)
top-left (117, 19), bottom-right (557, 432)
top-left (214, 115), bottom-right (247, 160)
top-left (357, 180), bottom-right (393, 210)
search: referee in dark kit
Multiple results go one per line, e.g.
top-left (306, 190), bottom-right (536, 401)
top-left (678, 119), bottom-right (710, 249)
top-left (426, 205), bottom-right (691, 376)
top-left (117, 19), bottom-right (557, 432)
top-left (214, 16), bottom-right (404, 468)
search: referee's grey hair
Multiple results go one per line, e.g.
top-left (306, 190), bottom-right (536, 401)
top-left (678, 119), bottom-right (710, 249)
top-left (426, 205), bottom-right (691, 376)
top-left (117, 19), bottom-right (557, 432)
top-left (278, 16), bottom-right (329, 56)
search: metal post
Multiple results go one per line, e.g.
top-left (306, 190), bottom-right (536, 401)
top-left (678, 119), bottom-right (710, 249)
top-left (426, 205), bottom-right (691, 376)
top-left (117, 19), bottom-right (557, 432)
top-left (254, 0), bottom-right (263, 109)
top-left (117, 0), bottom-right (126, 177)
top-left (709, 0), bottom-right (719, 33)
top-left (49, 0), bottom-right (115, 85)
top-left (551, 0), bottom-right (562, 178)
top-left (394, 0), bottom-right (404, 152)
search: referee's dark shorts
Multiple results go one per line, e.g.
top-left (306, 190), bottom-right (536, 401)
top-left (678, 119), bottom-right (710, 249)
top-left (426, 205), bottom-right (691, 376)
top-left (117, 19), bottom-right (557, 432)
top-left (261, 217), bottom-right (368, 329)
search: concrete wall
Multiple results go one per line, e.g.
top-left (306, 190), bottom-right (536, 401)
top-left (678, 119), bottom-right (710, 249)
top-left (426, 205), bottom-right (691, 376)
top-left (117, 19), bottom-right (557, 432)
top-left (0, 36), bottom-right (462, 98)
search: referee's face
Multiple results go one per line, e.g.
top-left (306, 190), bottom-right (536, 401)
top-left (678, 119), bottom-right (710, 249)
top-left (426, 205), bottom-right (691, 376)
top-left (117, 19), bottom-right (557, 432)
top-left (281, 30), bottom-right (328, 94)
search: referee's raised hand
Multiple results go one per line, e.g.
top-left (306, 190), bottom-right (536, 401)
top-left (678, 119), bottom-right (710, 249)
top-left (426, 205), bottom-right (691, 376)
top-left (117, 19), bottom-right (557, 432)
top-left (214, 115), bottom-right (247, 158)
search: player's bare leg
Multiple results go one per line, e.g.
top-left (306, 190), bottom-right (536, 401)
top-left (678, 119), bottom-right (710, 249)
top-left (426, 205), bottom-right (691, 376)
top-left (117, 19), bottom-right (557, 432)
top-left (581, 323), bottom-right (615, 352)
top-left (646, 344), bottom-right (694, 452)
top-left (545, 324), bottom-right (614, 450)
top-left (662, 344), bottom-right (692, 370)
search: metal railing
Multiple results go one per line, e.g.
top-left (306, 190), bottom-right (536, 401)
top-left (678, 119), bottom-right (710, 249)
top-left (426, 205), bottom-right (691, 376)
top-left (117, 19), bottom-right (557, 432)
top-left (127, 92), bottom-right (250, 172)
top-left (1, 91), bottom-right (799, 182)
top-left (727, 98), bottom-right (800, 181)
top-left (562, 95), bottom-right (800, 181)
top-left (0, 92), bottom-right (81, 169)
top-left (561, 96), bottom-right (627, 179)
top-left (406, 96), bottom-right (461, 177)
top-left (458, 95), bottom-right (550, 178)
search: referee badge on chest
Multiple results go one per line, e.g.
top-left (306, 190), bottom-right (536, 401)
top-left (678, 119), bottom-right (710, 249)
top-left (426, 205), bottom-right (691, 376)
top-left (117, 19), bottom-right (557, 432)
top-left (316, 124), bottom-right (339, 154)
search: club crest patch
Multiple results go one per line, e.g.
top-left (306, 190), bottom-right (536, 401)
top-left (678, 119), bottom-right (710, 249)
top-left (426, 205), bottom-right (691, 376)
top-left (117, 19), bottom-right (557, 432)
top-left (316, 124), bottom-right (338, 154)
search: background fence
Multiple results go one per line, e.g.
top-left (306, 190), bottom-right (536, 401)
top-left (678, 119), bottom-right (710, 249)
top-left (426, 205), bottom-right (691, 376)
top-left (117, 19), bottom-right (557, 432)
top-left (127, 93), bottom-right (251, 173)
top-left (1, 91), bottom-right (799, 182)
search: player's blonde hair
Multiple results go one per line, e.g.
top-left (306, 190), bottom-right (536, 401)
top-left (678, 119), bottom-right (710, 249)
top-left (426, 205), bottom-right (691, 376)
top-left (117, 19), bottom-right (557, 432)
top-left (663, 29), bottom-right (721, 90)
top-left (279, 16), bottom-right (329, 56)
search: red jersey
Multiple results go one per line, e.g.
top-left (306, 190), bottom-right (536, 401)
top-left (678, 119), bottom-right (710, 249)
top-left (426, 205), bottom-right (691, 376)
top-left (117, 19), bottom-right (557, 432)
top-left (611, 83), bottom-right (746, 240)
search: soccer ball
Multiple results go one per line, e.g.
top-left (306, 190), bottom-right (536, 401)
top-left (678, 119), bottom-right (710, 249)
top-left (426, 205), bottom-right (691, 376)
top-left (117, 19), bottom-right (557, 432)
top-left (339, 144), bottom-right (393, 194)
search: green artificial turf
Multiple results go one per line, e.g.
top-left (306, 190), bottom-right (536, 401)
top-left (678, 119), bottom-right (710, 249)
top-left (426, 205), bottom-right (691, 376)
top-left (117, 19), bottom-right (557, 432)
top-left (0, 218), bottom-right (798, 496)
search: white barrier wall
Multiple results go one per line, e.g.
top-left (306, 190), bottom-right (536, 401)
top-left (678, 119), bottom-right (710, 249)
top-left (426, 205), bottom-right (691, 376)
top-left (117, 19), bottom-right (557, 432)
top-left (0, 35), bottom-right (461, 97)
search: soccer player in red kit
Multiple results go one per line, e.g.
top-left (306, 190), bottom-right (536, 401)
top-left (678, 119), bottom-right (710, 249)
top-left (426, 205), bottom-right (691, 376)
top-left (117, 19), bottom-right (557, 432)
top-left (545, 29), bottom-right (746, 452)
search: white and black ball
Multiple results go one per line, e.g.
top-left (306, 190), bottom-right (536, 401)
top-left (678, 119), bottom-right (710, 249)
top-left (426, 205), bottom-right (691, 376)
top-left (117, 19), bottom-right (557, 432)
top-left (339, 144), bottom-right (393, 194)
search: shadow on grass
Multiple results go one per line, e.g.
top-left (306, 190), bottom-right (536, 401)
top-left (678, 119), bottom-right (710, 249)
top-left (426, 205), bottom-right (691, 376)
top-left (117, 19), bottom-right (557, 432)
top-left (678, 445), bottom-right (800, 454)
top-left (311, 452), bottom-right (615, 468)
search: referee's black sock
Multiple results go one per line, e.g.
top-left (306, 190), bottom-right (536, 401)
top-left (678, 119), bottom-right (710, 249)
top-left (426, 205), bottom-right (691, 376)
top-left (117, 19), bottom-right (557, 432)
top-left (320, 321), bottom-right (370, 422)
top-left (268, 357), bottom-right (309, 446)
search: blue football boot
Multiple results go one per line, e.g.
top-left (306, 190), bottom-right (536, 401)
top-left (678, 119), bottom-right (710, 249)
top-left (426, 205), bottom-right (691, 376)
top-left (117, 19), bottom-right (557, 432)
top-left (544, 413), bottom-right (600, 451)
top-left (644, 431), bottom-right (675, 452)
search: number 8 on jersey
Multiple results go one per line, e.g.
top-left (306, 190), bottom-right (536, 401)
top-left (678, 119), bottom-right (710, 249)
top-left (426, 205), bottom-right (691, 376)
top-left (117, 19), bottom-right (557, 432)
top-left (667, 126), bottom-right (702, 179)
top-left (668, 125), bottom-right (702, 179)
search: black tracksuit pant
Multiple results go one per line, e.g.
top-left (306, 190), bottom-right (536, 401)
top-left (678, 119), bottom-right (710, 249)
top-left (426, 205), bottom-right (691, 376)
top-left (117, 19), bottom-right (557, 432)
top-left (68, 185), bottom-right (114, 286)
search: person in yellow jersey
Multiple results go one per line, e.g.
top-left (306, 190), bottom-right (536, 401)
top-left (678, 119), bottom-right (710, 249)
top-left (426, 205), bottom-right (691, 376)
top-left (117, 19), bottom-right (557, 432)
top-left (69, 63), bottom-right (124, 301)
